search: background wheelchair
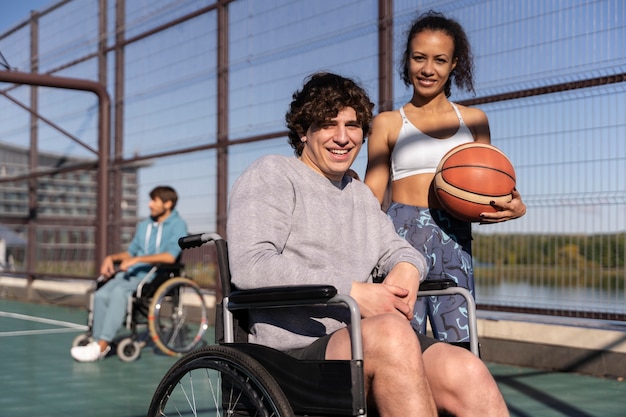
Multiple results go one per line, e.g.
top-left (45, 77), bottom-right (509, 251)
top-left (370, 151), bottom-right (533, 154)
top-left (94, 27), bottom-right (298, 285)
top-left (148, 233), bottom-right (479, 417)
top-left (72, 261), bottom-right (209, 362)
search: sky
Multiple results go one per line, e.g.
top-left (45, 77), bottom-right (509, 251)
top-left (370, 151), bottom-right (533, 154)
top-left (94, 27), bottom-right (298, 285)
top-left (0, 1), bottom-right (52, 33)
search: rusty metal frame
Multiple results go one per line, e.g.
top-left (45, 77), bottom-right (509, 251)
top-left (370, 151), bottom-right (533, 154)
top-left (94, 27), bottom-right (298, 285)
top-left (0, 70), bottom-right (111, 273)
top-left (1, 0), bottom-right (625, 323)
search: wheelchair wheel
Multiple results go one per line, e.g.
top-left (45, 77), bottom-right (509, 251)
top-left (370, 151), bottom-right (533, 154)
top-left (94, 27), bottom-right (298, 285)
top-left (117, 337), bottom-right (143, 362)
top-left (148, 345), bottom-right (294, 417)
top-left (71, 334), bottom-right (92, 348)
top-left (148, 277), bottom-right (208, 356)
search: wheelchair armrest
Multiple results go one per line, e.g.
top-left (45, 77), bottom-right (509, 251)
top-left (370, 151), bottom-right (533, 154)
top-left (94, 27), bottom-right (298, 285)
top-left (224, 286), bottom-right (363, 361)
top-left (152, 262), bottom-right (184, 274)
top-left (134, 263), bottom-right (184, 298)
top-left (418, 278), bottom-right (457, 292)
top-left (111, 262), bottom-right (183, 277)
top-left (228, 285), bottom-right (337, 310)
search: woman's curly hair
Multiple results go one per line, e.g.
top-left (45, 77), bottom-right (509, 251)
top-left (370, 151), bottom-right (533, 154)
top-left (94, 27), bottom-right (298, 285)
top-left (400, 10), bottom-right (475, 97)
top-left (286, 72), bottom-right (374, 156)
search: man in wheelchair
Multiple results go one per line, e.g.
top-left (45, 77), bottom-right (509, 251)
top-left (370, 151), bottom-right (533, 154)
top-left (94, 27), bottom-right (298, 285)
top-left (226, 72), bottom-right (510, 416)
top-left (71, 185), bottom-right (188, 362)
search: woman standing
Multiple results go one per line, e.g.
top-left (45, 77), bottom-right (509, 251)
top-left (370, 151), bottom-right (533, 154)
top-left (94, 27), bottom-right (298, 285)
top-left (364, 11), bottom-right (526, 348)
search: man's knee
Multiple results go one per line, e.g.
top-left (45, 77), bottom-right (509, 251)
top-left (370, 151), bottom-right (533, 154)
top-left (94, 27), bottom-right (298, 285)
top-left (366, 313), bottom-right (415, 335)
top-left (363, 314), bottom-right (421, 358)
top-left (425, 343), bottom-right (487, 381)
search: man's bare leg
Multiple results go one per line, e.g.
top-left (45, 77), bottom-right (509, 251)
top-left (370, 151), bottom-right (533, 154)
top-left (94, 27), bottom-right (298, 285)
top-left (423, 343), bottom-right (510, 417)
top-left (326, 314), bottom-right (437, 417)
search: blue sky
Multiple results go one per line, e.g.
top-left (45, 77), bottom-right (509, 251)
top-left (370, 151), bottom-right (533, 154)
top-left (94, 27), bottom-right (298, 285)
top-left (0, 1), bottom-right (52, 33)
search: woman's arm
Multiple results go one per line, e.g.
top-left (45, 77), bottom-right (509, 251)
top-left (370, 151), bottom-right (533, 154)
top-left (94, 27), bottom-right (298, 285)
top-left (461, 106), bottom-right (527, 222)
top-left (462, 105), bottom-right (491, 144)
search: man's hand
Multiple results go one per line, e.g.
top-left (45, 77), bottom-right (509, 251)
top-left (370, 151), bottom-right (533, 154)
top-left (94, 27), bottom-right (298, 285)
top-left (100, 253), bottom-right (137, 276)
top-left (351, 281), bottom-right (411, 319)
top-left (381, 262), bottom-right (420, 319)
top-left (351, 262), bottom-right (420, 320)
top-left (99, 256), bottom-right (116, 277)
top-left (118, 258), bottom-right (138, 272)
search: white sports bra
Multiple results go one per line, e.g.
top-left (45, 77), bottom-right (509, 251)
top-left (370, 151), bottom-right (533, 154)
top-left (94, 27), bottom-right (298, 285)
top-left (391, 103), bottom-right (474, 181)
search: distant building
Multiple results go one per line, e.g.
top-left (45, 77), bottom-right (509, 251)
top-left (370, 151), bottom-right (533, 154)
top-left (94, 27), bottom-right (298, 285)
top-left (0, 141), bottom-right (146, 271)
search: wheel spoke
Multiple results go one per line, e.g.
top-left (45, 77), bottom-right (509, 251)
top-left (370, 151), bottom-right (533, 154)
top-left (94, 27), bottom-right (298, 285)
top-left (148, 346), bottom-right (293, 417)
top-left (149, 278), bottom-right (208, 355)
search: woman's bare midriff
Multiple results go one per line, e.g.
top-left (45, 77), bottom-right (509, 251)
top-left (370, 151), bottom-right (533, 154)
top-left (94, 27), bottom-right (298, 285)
top-left (390, 173), bottom-right (443, 209)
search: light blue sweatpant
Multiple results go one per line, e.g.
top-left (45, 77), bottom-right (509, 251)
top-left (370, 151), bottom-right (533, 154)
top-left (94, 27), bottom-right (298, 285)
top-left (92, 271), bottom-right (144, 342)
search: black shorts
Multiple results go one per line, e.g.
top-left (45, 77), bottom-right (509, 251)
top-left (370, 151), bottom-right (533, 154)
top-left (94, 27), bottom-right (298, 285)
top-left (286, 331), bottom-right (439, 360)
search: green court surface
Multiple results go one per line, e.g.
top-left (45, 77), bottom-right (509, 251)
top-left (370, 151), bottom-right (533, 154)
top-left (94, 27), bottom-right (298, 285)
top-left (1, 298), bottom-right (624, 417)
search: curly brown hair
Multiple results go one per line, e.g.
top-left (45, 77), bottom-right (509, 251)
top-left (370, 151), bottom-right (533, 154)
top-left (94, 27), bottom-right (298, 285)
top-left (286, 72), bottom-right (374, 156)
top-left (400, 11), bottom-right (475, 97)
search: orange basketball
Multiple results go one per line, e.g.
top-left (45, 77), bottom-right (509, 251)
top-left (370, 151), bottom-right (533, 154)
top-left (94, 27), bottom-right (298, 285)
top-left (433, 142), bottom-right (516, 222)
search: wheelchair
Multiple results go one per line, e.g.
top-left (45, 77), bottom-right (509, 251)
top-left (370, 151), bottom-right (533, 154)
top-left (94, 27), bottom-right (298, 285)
top-left (72, 261), bottom-right (209, 362)
top-left (148, 233), bottom-right (479, 417)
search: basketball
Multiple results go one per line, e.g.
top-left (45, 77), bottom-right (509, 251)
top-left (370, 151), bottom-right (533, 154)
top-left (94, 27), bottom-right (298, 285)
top-left (433, 142), bottom-right (516, 222)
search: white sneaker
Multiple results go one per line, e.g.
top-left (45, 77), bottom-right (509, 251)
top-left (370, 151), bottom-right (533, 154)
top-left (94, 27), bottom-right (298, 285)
top-left (71, 341), bottom-right (111, 362)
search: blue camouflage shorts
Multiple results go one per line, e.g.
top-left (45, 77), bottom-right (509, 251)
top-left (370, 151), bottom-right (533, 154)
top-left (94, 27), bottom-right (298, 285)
top-left (387, 202), bottom-right (474, 343)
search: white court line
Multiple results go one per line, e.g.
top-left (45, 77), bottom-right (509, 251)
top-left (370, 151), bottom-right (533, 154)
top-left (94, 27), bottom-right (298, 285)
top-left (0, 310), bottom-right (89, 336)
top-left (0, 327), bottom-right (88, 337)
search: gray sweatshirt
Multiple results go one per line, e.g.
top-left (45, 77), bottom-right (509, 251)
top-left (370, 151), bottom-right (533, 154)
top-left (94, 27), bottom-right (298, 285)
top-left (227, 155), bottom-right (427, 350)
